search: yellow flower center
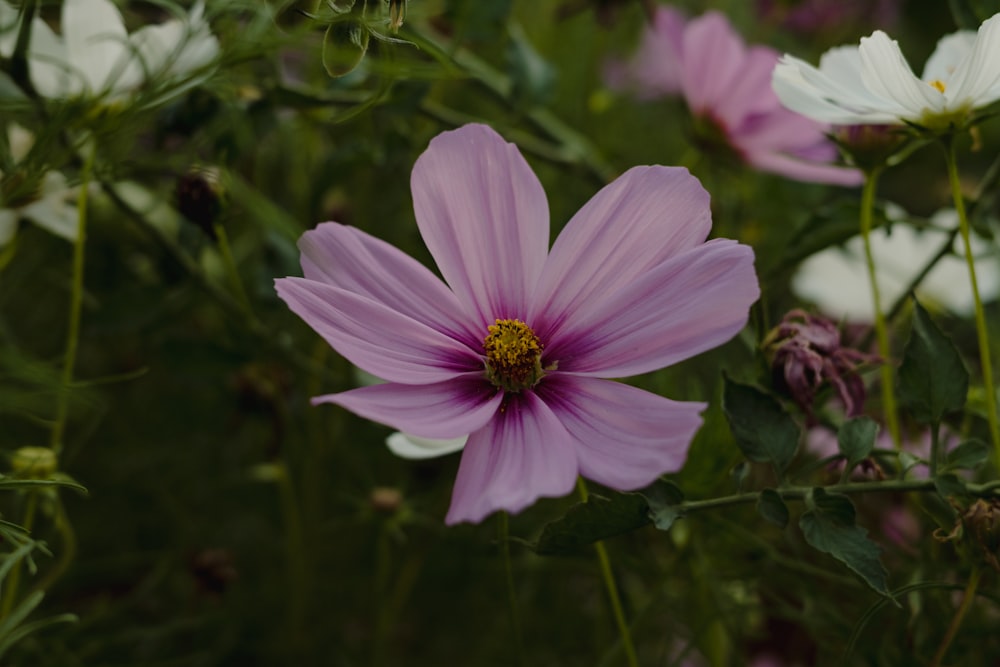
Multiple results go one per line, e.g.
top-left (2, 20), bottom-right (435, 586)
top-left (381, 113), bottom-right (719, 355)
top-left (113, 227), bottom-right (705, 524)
top-left (483, 319), bottom-right (544, 392)
top-left (929, 79), bottom-right (946, 93)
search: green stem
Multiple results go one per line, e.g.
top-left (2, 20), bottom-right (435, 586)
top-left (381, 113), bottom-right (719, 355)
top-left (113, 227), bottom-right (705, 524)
top-left (930, 568), bottom-right (982, 667)
top-left (0, 492), bottom-right (38, 620)
top-left (50, 141), bottom-right (96, 454)
top-left (577, 479), bottom-right (638, 667)
top-left (30, 497), bottom-right (76, 595)
top-left (859, 167), bottom-right (902, 451)
top-left (943, 136), bottom-right (1000, 464)
top-left (212, 223), bottom-right (254, 322)
top-left (498, 512), bottom-right (525, 667)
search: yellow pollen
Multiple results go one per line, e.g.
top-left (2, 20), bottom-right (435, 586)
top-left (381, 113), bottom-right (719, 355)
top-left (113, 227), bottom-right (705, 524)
top-left (483, 319), bottom-right (544, 393)
top-left (929, 79), bottom-right (946, 93)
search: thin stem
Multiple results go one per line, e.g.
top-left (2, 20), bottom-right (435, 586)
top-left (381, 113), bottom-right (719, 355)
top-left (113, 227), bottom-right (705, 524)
top-left (944, 136), bottom-right (1000, 464)
top-left (212, 223), bottom-right (255, 322)
top-left (577, 479), bottom-right (639, 667)
top-left (498, 512), bottom-right (525, 667)
top-left (930, 568), bottom-right (982, 667)
top-left (859, 167), bottom-right (902, 451)
top-left (0, 492), bottom-right (38, 620)
top-left (30, 497), bottom-right (76, 595)
top-left (50, 141), bottom-right (96, 454)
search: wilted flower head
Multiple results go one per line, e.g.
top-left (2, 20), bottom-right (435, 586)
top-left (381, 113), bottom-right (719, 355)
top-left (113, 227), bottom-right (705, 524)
top-left (936, 498), bottom-right (1000, 571)
top-left (606, 6), bottom-right (861, 186)
top-left (276, 124), bottom-right (760, 524)
top-left (763, 309), bottom-right (877, 418)
top-left (773, 13), bottom-right (1000, 130)
top-left (0, 0), bottom-right (218, 103)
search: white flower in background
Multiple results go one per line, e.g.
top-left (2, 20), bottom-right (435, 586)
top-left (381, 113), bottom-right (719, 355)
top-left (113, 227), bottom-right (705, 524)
top-left (0, 125), bottom-right (79, 247)
top-left (0, 0), bottom-right (218, 102)
top-left (793, 208), bottom-right (1000, 320)
top-left (385, 433), bottom-right (468, 460)
top-left (773, 13), bottom-right (1000, 128)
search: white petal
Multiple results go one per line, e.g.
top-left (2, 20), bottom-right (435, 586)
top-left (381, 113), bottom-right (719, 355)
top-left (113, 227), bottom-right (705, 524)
top-left (0, 0), bottom-right (18, 57)
top-left (385, 432), bottom-right (467, 460)
top-left (773, 55), bottom-right (889, 124)
top-left (24, 9), bottom-right (74, 98)
top-left (794, 217), bottom-right (1000, 320)
top-left (943, 13), bottom-right (1000, 108)
top-left (922, 30), bottom-right (976, 84)
top-left (20, 173), bottom-right (79, 241)
top-left (63, 0), bottom-right (137, 94)
top-left (859, 31), bottom-right (944, 120)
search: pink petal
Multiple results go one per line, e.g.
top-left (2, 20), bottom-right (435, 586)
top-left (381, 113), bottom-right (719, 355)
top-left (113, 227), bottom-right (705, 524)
top-left (680, 12), bottom-right (746, 115)
top-left (275, 277), bottom-right (481, 384)
top-left (746, 151), bottom-right (864, 186)
top-left (411, 124), bottom-right (549, 328)
top-left (606, 6), bottom-right (686, 97)
top-left (548, 239), bottom-right (759, 378)
top-left (445, 392), bottom-right (578, 524)
top-left (298, 222), bottom-right (479, 347)
top-left (710, 45), bottom-right (782, 128)
top-left (314, 378), bottom-right (501, 440)
top-left (529, 166), bottom-right (711, 340)
top-left (537, 375), bottom-right (704, 489)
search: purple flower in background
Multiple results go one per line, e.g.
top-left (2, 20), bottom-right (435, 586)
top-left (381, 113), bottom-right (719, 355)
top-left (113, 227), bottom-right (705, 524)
top-left (276, 124), bottom-right (760, 524)
top-left (606, 7), bottom-right (862, 186)
top-left (763, 310), bottom-right (876, 419)
top-left (756, 0), bottom-right (899, 36)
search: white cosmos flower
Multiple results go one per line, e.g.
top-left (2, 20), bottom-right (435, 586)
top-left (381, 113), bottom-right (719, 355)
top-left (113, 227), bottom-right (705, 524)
top-left (0, 125), bottom-right (79, 247)
top-left (773, 13), bottom-right (1000, 128)
top-left (0, 0), bottom-right (218, 102)
top-left (793, 208), bottom-right (1000, 320)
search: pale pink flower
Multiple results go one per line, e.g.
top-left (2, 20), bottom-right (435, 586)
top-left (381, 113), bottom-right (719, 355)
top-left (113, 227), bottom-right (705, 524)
top-left (276, 124), bottom-right (760, 524)
top-left (606, 7), bottom-right (862, 186)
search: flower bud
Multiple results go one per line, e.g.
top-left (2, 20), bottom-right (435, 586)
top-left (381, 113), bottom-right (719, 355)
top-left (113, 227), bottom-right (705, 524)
top-left (175, 167), bottom-right (224, 241)
top-left (10, 446), bottom-right (58, 479)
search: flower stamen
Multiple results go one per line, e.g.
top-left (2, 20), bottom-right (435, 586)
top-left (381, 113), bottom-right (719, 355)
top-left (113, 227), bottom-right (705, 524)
top-left (483, 319), bottom-right (544, 393)
top-left (929, 79), bottom-right (946, 93)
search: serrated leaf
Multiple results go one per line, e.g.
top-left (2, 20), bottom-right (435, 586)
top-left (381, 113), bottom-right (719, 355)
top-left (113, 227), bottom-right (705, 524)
top-left (534, 492), bottom-right (649, 555)
top-left (757, 489), bottom-right (789, 528)
top-left (838, 417), bottom-right (878, 468)
top-left (943, 439), bottom-right (990, 471)
top-left (800, 491), bottom-right (892, 598)
top-left (322, 19), bottom-right (370, 77)
top-left (722, 377), bottom-right (800, 475)
top-left (641, 480), bottom-right (685, 531)
top-left (898, 300), bottom-right (968, 424)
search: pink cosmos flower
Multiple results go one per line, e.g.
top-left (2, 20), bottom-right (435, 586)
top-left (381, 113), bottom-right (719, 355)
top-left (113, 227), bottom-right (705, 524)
top-left (606, 7), bottom-right (862, 186)
top-left (275, 124), bottom-right (760, 524)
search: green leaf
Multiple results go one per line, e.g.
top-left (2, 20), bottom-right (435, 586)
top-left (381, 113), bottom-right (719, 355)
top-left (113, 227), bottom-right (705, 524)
top-left (534, 492), bottom-right (649, 555)
top-left (898, 300), bottom-right (968, 424)
top-left (322, 19), bottom-right (370, 77)
top-left (838, 417), bottom-right (878, 468)
top-left (933, 473), bottom-right (969, 502)
top-left (641, 480), bottom-right (685, 532)
top-left (943, 439), bottom-right (991, 471)
top-left (948, 0), bottom-right (1000, 27)
top-left (506, 23), bottom-right (556, 109)
top-left (722, 377), bottom-right (800, 475)
top-left (757, 489), bottom-right (789, 528)
top-left (800, 489), bottom-right (893, 599)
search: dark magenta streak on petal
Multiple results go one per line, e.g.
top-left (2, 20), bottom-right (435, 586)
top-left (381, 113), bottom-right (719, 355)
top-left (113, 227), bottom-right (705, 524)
top-left (445, 391), bottom-right (578, 525)
top-left (298, 222), bottom-right (481, 348)
top-left (537, 375), bottom-right (704, 489)
top-left (275, 277), bottom-right (481, 385)
top-left (313, 376), bottom-right (502, 440)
